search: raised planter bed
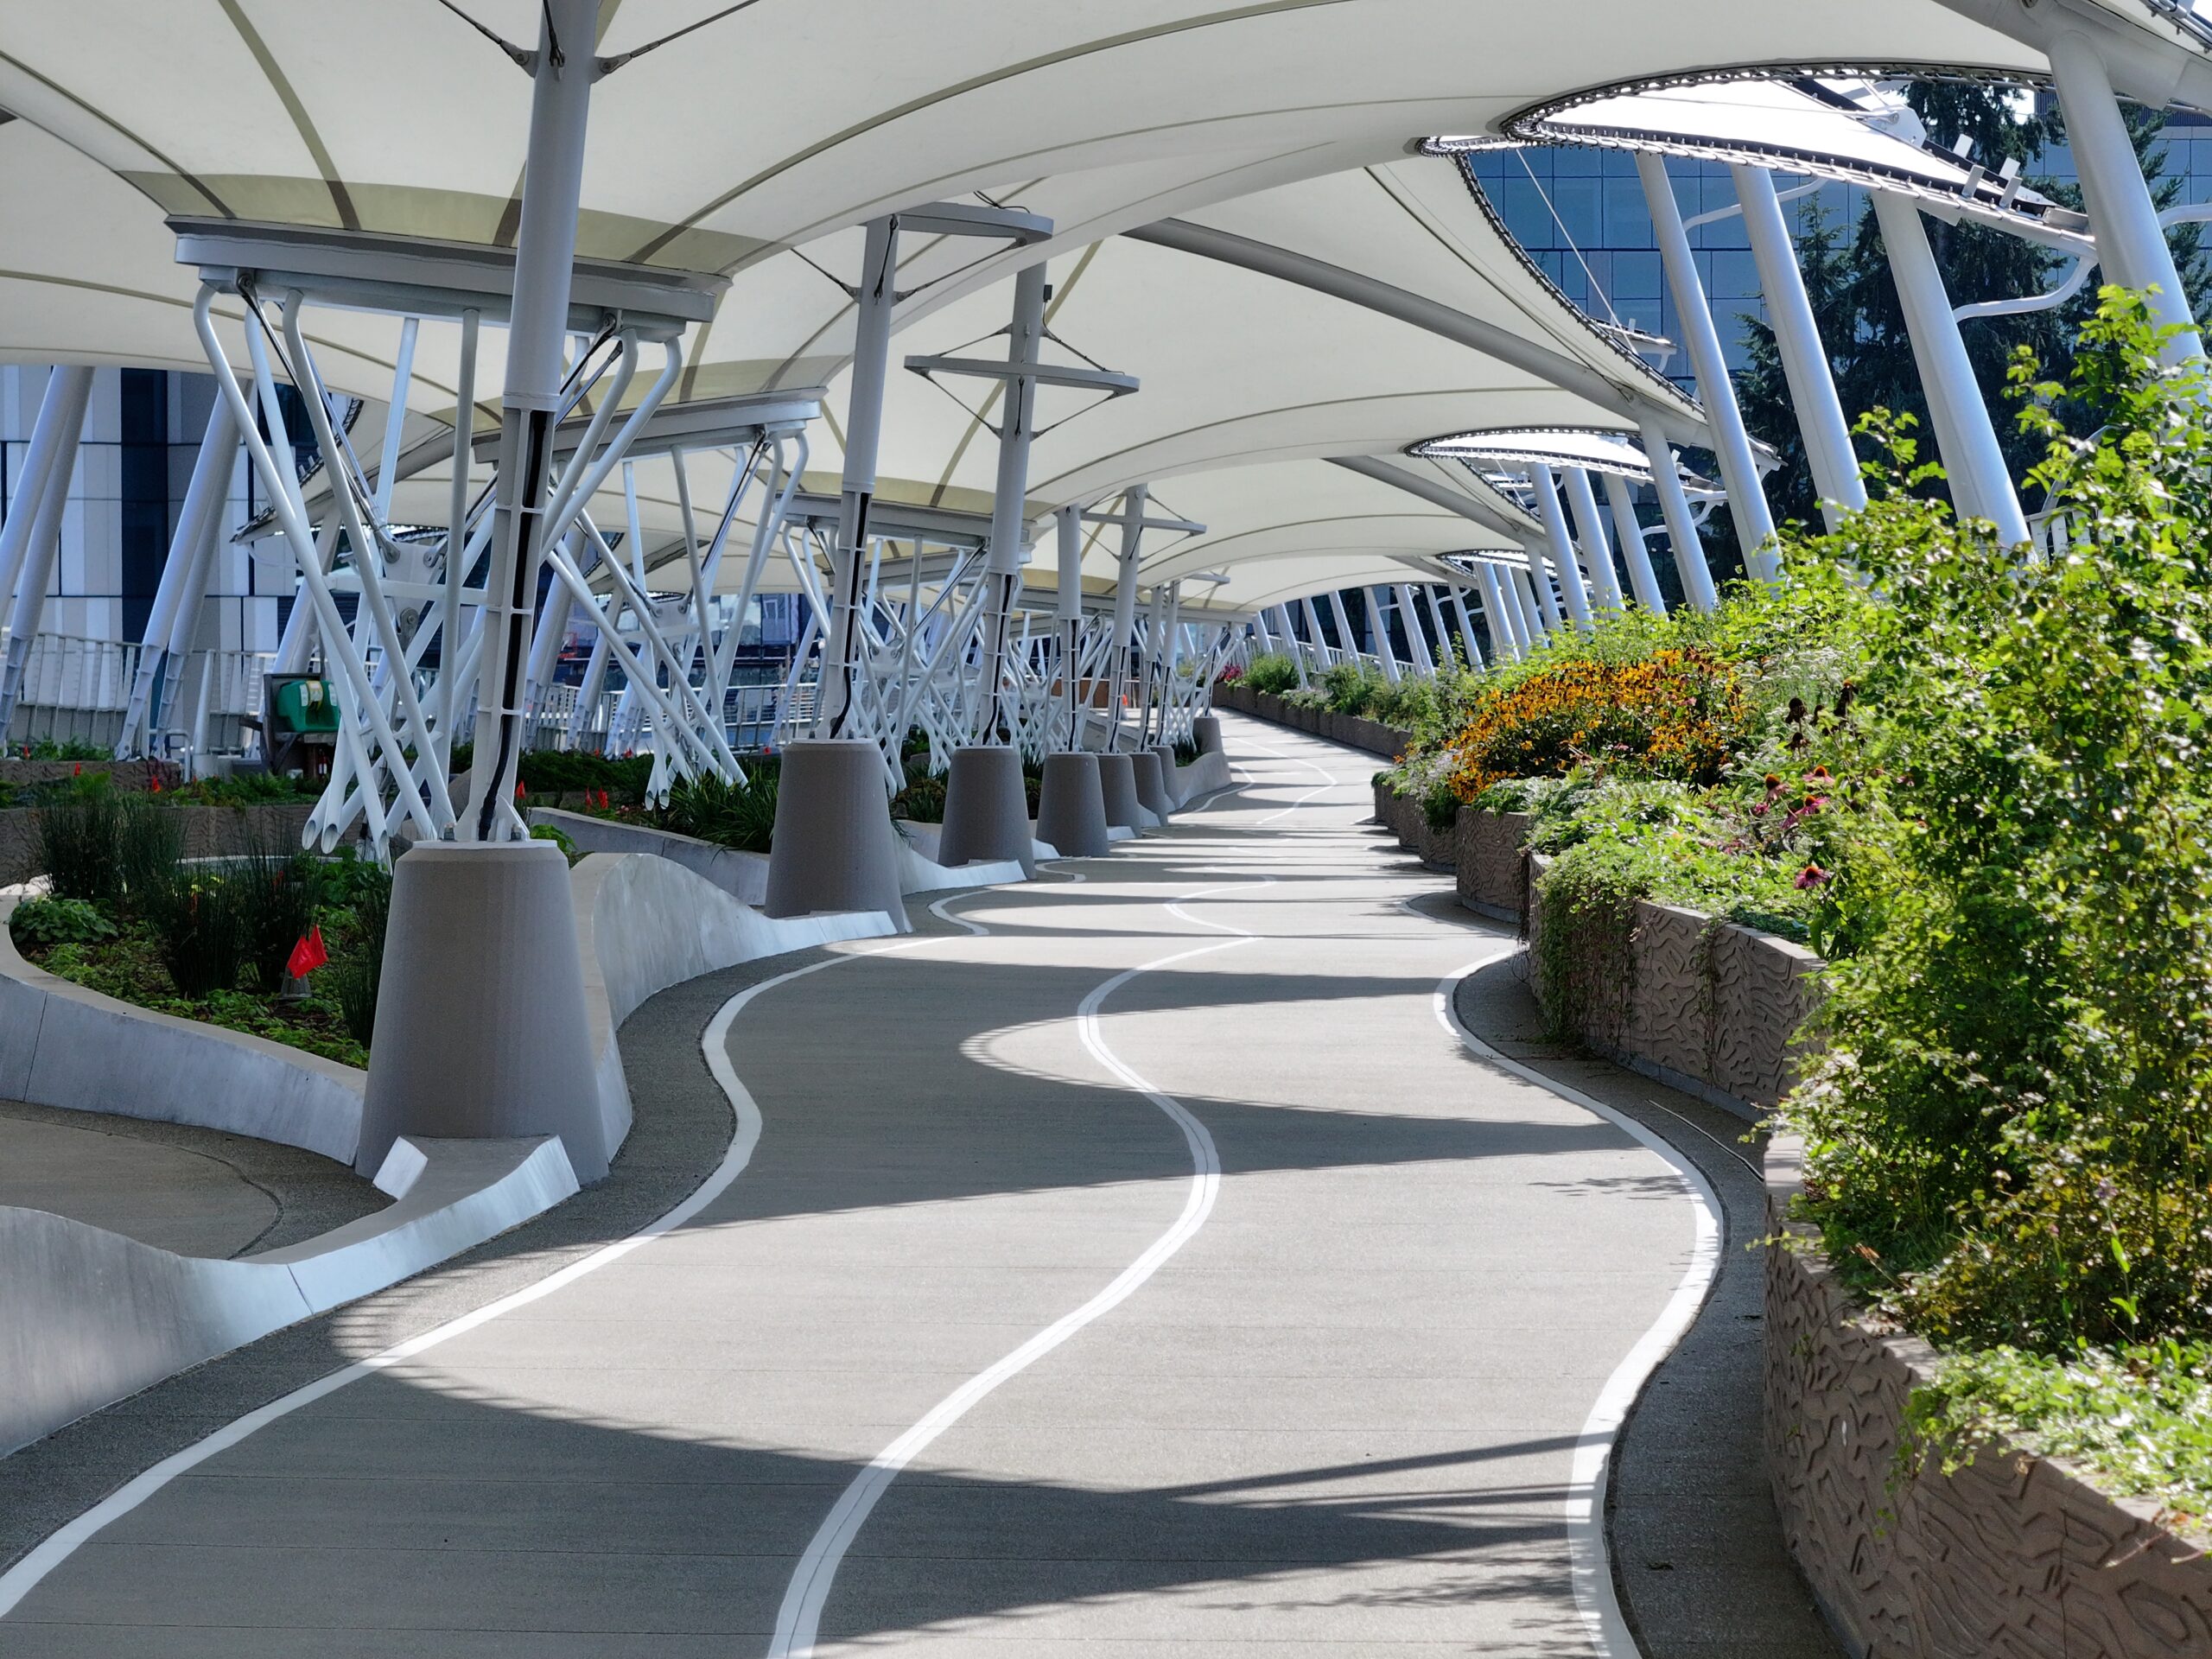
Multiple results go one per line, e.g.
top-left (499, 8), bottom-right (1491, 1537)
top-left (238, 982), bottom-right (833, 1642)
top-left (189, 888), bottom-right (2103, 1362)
top-left (0, 802), bottom-right (319, 887)
top-left (1212, 683), bottom-right (1409, 759)
top-left (1764, 1135), bottom-right (2212, 1656)
top-left (1525, 851), bottom-right (1823, 1117)
top-left (1455, 809), bottom-right (1530, 920)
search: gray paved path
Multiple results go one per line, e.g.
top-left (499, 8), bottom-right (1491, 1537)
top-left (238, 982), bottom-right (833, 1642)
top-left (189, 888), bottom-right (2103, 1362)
top-left (0, 715), bottom-right (1704, 1656)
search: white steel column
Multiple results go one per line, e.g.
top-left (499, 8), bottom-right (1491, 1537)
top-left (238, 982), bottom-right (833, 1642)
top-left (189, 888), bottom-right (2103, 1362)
top-left (1530, 464), bottom-right (1594, 631)
top-left (1272, 604), bottom-right (1309, 687)
top-left (1600, 471), bottom-right (1667, 613)
top-left (118, 395), bottom-right (238, 756)
top-left (1871, 191), bottom-right (2030, 545)
top-left (977, 262), bottom-right (1048, 744)
top-left (1448, 585), bottom-right (1486, 668)
top-left (1510, 566), bottom-right (1552, 644)
top-left (2046, 29), bottom-right (2200, 362)
top-left (1362, 587), bottom-right (1402, 683)
top-left (1109, 484), bottom-right (1146, 748)
top-left (0, 366), bottom-right (95, 639)
top-left (1637, 418), bottom-right (1719, 611)
top-left (819, 214), bottom-right (900, 743)
top-left (1733, 163), bottom-right (1866, 529)
top-left (1392, 584), bottom-right (1435, 674)
top-left (1562, 467), bottom-right (1624, 611)
top-left (1300, 596), bottom-right (1329, 667)
top-left (468, 0), bottom-right (599, 838)
top-left (1637, 149), bottom-right (1778, 577)
top-left (0, 365), bottom-right (96, 736)
top-left (1326, 590), bottom-right (1358, 669)
top-left (1054, 504), bottom-right (1083, 746)
top-left (1473, 563), bottom-right (1522, 660)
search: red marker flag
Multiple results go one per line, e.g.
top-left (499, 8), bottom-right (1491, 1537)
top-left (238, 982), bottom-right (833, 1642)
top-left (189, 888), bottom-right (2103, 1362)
top-left (286, 925), bottom-right (328, 980)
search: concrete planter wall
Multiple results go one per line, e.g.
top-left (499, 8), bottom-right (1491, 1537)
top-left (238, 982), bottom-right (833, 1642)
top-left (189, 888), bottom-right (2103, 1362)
top-left (1764, 1135), bottom-right (2212, 1656)
top-left (1455, 810), bottom-right (1531, 919)
top-left (1525, 851), bottom-right (1824, 1116)
top-left (0, 802), bottom-right (318, 886)
top-left (1212, 683), bottom-right (1408, 759)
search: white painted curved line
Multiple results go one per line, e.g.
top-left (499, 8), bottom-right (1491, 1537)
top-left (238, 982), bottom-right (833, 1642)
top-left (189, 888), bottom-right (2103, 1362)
top-left (1432, 957), bottom-right (1723, 1659)
top-left (767, 877), bottom-right (1272, 1659)
top-left (0, 933), bottom-right (937, 1622)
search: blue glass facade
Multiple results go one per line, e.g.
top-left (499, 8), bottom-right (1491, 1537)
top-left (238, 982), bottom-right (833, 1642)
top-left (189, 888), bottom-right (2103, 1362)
top-left (1467, 108), bottom-right (2212, 387)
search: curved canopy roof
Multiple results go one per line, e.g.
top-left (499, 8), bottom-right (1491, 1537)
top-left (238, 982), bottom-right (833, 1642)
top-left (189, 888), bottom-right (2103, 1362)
top-left (1435, 74), bottom-right (2094, 251)
top-left (1, 2), bottom-right (2200, 273)
top-left (5, 0), bottom-right (2210, 619)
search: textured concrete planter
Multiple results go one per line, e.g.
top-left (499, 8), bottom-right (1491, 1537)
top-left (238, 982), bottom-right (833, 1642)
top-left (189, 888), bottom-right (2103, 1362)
top-left (0, 802), bottom-right (319, 886)
top-left (1454, 809), bottom-right (1531, 920)
top-left (1525, 851), bottom-right (1823, 1116)
top-left (1764, 1135), bottom-right (2212, 1657)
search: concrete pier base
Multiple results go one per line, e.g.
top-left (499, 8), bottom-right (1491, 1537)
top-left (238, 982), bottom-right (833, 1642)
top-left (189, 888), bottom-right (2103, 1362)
top-left (1192, 715), bottom-right (1224, 754)
top-left (1098, 752), bottom-right (1144, 833)
top-left (938, 746), bottom-right (1036, 874)
top-left (1132, 749), bottom-right (1175, 821)
top-left (359, 841), bottom-right (609, 1180)
top-left (1035, 752), bottom-right (1110, 857)
top-left (763, 739), bottom-right (909, 931)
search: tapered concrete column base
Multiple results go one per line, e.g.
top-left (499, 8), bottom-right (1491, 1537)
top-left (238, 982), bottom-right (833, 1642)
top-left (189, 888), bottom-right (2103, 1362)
top-left (1132, 750), bottom-right (1175, 821)
top-left (1099, 752), bottom-right (1144, 832)
top-left (1035, 752), bottom-right (1110, 858)
top-left (938, 746), bottom-right (1035, 874)
top-left (359, 841), bottom-right (610, 1182)
top-left (1192, 715), bottom-right (1224, 754)
top-left (764, 739), bottom-right (909, 931)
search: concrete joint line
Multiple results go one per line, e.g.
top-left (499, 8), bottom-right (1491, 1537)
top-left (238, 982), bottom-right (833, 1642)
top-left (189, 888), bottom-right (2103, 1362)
top-left (771, 874), bottom-right (1273, 1658)
top-left (0, 931), bottom-right (943, 1622)
top-left (1434, 957), bottom-right (1724, 1659)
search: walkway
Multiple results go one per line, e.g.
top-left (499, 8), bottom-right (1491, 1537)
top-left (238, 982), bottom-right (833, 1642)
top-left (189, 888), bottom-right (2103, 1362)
top-left (0, 715), bottom-right (1708, 1656)
top-left (0, 1100), bottom-right (385, 1258)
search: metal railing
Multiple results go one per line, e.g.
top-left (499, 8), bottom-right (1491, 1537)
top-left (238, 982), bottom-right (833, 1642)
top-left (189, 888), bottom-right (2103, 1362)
top-left (0, 632), bottom-right (269, 755)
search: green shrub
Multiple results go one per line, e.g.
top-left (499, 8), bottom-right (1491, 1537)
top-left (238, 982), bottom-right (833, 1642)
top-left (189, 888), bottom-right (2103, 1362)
top-left (529, 822), bottom-right (582, 865)
top-left (658, 763), bottom-right (780, 853)
top-left (173, 772), bottom-right (320, 806)
top-left (10, 896), bottom-right (117, 951)
top-left (1784, 294), bottom-right (2212, 1363)
top-left (116, 794), bottom-right (183, 911)
top-left (333, 861), bottom-right (391, 1047)
top-left (1240, 652), bottom-right (1300, 695)
top-left (145, 875), bottom-right (247, 999)
top-left (38, 784), bottom-right (123, 906)
top-left (235, 846), bottom-right (321, 995)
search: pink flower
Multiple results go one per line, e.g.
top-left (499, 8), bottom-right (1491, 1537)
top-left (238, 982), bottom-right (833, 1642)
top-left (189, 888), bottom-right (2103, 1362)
top-left (1794, 863), bottom-right (1832, 890)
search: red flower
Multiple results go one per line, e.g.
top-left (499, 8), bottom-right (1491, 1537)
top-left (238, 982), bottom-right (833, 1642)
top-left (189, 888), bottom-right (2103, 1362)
top-left (72, 763), bottom-right (81, 777)
top-left (1794, 863), bottom-right (1832, 890)
top-left (515, 780), bottom-right (527, 798)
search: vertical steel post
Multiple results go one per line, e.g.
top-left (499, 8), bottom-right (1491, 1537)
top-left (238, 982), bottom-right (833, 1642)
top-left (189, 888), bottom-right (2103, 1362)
top-left (1637, 150), bottom-right (1778, 576)
top-left (1054, 503), bottom-right (1084, 747)
top-left (469, 0), bottom-right (599, 838)
top-left (978, 262), bottom-right (1048, 743)
top-left (1109, 485), bottom-right (1146, 750)
top-left (817, 214), bottom-right (900, 744)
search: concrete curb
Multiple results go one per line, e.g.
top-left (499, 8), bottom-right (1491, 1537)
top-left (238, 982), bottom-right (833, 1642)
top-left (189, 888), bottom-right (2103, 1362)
top-left (0, 1135), bottom-right (579, 1457)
